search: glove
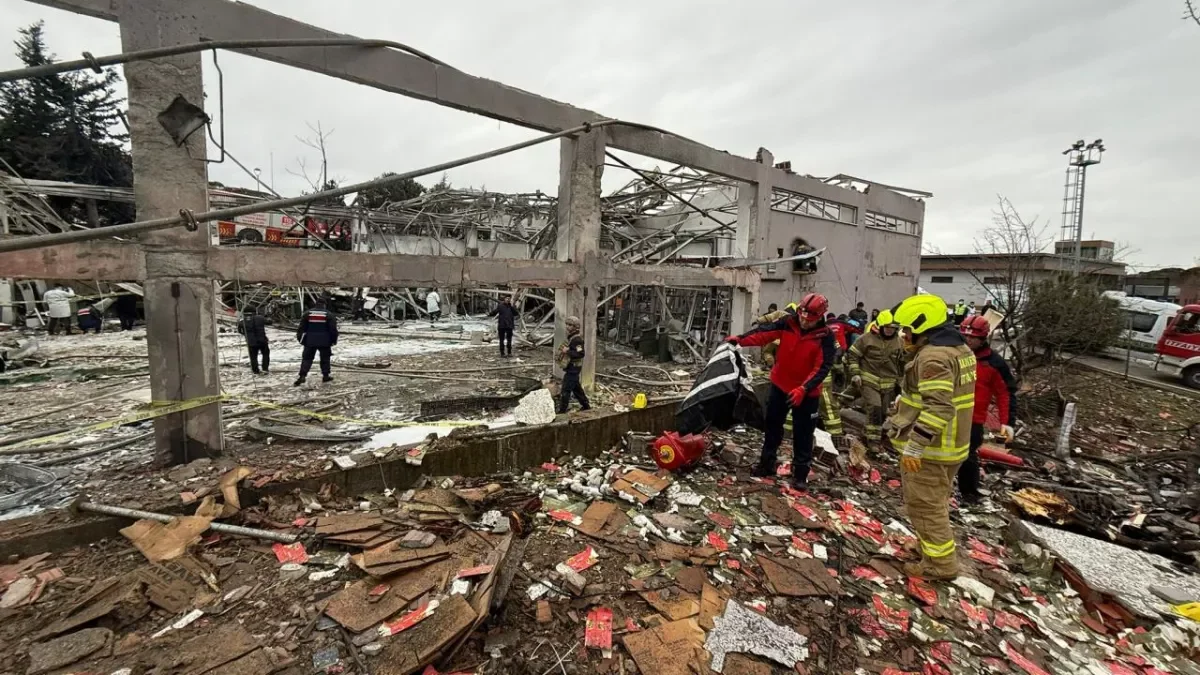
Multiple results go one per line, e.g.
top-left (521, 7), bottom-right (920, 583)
top-left (900, 441), bottom-right (923, 473)
top-left (724, 335), bottom-right (741, 345)
top-left (1000, 424), bottom-right (1015, 443)
top-left (851, 375), bottom-right (862, 388)
top-left (788, 386), bottom-right (807, 407)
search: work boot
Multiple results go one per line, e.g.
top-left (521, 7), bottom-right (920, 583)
top-left (903, 561), bottom-right (959, 581)
top-left (322, 375), bottom-right (333, 383)
top-left (751, 462), bottom-right (776, 478)
top-left (293, 377), bottom-right (305, 387)
top-left (262, 369), bottom-right (270, 375)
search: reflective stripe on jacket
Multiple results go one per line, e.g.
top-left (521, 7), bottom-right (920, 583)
top-left (847, 329), bottom-right (903, 391)
top-left (888, 324), bottom-right (976, 463)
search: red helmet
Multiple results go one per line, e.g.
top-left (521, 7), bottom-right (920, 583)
top-left (960, 315), bottom-right (991, 338)
top-left (796, 293), bottom-right (829, 321)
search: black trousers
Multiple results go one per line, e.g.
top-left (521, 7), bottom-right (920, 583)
top-left (557, 369), bottom-right (590, 413)
top-left (248, 344), bottom-right (270, 373)
top-left (47, 316), bottom-right (71, 335)
top-left (761, 384), bottom-right (821, 482)
top-left (298, 345), bottom-right (331, 379)
top-left (498, 327), bottom-right (513, 355)
top-left (77, 318), bottom-right (101, 334)
top-left (117, 312), bottom-right (136, 330)
top-left (957, 422), bottom-right (986, 501)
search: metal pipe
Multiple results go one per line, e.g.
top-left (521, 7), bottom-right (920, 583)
top-left (78, 501), bottom-right (300, 544)
top-left (0, 38), bottom-right (452, 84)
top-left (604, 151), bottom-right (733, 235)
top-left (0, 121), bottom-right (615, 254)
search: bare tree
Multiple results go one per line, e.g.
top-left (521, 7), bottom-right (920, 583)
top-left (287, 120), bottom-right (338, 197)
top-left (925, 195), bottom-right (1127, 382)
top-left (1186, 0), bottom-right (1200, 27)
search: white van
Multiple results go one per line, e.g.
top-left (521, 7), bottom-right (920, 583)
top-left (1102, 291), bottom-right (1181, 351)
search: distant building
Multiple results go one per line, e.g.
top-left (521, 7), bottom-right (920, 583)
top-left (1053, 239), bottom-right (1115, 262)
top-left (919, 241), bottom-right (1125, 308)
top-left (1123, 267), bottom-right (1200, 303)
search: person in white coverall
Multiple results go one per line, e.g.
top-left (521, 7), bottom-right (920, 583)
top-left (43, 284), bottom-right (76, 335)
top-left (426, 289), bottom-right (441, 322)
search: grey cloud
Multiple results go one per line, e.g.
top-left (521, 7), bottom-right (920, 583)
top-left (1, 0), bottom-right (1196, 268)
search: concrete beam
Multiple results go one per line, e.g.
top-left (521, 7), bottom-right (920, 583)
top-left (206, 247), bottom-right (581, 287)
top-left (28, 0), bottom-right (764, 183)
top-left (0, 241), bottom-right (145, 280)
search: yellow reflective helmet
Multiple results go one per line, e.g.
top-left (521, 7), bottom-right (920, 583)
top-left (785, 302), bottom-right (798, 312)
top-left (877, 309), bottom-right (896, 325)
top-left (891, 295), bottom-right (948, 335)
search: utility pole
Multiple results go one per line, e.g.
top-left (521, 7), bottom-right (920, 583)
top-left (1060, 139), bottom-right (1105, 275)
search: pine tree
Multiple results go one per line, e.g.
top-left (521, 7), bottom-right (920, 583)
top-left (0, 21), bottom-right (133, 225)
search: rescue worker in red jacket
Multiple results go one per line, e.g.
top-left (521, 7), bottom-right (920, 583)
top-left (957, 315), bottom-right (1017, 505)
top-left (727, 293), bottom-right (836, 490)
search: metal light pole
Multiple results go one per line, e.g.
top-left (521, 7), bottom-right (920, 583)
top-left (1060, 139), bottom-right (1105, 275)
top-left (253, 167), bottom-right (263, 193)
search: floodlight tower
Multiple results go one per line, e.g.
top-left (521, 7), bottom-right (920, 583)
top-left (1060, 139), bottom-right (1105, 275)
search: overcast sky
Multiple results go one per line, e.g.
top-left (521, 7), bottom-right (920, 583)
top-left (2, 0), bottom-right (1197, 270)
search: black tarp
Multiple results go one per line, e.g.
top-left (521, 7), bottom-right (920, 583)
top-left (676, 343), bottom-right (764, 435)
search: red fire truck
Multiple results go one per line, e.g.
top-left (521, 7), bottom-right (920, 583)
top-left (1155, 304), bottom-right (1200, 389)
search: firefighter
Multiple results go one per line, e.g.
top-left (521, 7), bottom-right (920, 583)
top-left (886, 294), bottom-right (976, 579)
top-left (555, 315), bottom-right (590, 414)
top-left (294, 299), bottom-right (338, 386)
top-left (754, 302), bottom-right (796, 368)
top-left (726, 293), bottom-right (836, 490)
top-left (958, 315), bottom-right (1017, 505)
top-left (819, 315), bottom-right (861, 440)
top-left (847, 309), bottom-right (904, 443)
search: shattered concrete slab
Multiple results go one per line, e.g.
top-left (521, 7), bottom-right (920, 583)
top-left (1021, 520), bottom-right (1200, 619)
top-left (26, 627), bottom-right (112, 674)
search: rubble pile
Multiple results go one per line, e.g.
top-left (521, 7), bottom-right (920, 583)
top-left (0, 368), bottom-right (1198, 673)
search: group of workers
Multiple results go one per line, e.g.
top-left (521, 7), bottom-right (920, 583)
top-left (728, 292), bottom-right (1016, 580)
top-left (234, 299), bottom-right (339, 386)
top-left (40, 284), bottom-right (139, 335)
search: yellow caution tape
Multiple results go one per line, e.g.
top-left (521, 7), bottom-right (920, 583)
top-left (5, 392), bottom-right (478, 451)
top-left (223, 395), bottom-right (478, 429)
top-left (3, 394), bottom-right (226, 451)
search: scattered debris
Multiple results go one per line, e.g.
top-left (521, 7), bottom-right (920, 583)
top-left (705, 601), bottom-right (809, 673)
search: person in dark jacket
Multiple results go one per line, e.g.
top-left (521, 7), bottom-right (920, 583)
top-left (238, 306), bottom-right (271, 375)
top-left (76, 301), bottom-right (102, 334)
top-left (556, 315), bottom-right (590, 414)
top-left (294, 299), bottom-right (338, 386)
top-left (488, 296), bottom-right (518, 357)
top-left (114, 293), bottom-right (138, 331)
top-left (957, 315), bottom-right (1017, 505)
top-left (728, 292), bottom-right (836, 490)
top-left (848, 302), bottom-right (869, 325)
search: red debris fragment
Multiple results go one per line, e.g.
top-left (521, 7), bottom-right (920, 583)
top-left (848, 608), bottom-right (888, 639)
top-left (456, 565), bottom-right (495, 578)
top-left (380, 603), bottom-right (435, 636)
top-left (548, 510), bottom-right (578, 523)
top-left (624, 617), bottom-right (641, 632)
top-left (993, 609), bottom-right (1030, 632)
top-left (585, 607), bottom-right (613, 650)
top-left (923, 662), bottom-right (951, 675)
top-left (725, 559), bottom-right (741, 570)
top-left (707, 532), bottom-right (729, 552)
top-left (931, 642), bottom-right (953, 666)
top-left (541, 462), bottom-right (560, 472)
top-left (969, 549), bottom-right (1004, 568)
top-left (790, 536), bottom-right (813, 556)
top-left (792, 503), bottom-right (821, 521)
top-left (1004, 641), bottom-right (1051, 675)
top-left (872, 594), bottom-right (911, 632)
top-left (1107, 662), bottom-right (1139, 675)
top-left (907, 577), bottom-right (938, 606)
top-left (564, 547), bottom-right (598, 572)
top-left (959, 598), bottom-right (991, 629)
top-left (852, 567), bottom-right (885, 583)
top-left (707, 512), bottom-right (734, 529)
top-left (272, 542), bottom-right (308, 564)
top-left (869, 469), bottom-right (882, 483)
top-left (887, 479), bottom-right (902, 488)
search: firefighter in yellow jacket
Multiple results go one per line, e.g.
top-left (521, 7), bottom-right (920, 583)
top-left (847, 309), bottom-right (904, 443)
top-left (886, 295), bottom-right (976, 579)
top-left (755, 303), bottom-right (796, 368)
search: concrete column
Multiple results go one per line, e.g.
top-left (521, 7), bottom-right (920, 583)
top-left (730, 148), bottom-right (774, 335)
top-left (554, 128), bottom-right (606, 390)
top-left (0, 201), bottom-right (12, 326)
top-left (119, 0), bottom-right (223, 465)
